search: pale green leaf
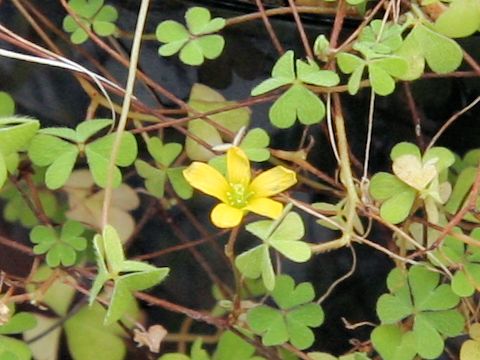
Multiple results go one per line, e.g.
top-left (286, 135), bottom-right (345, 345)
top-left (347, 65), bottom-right (365, 95)
top-left (64, 303), bottom-right (127, 360)
top-left (412, 24), bottom-right (463, 74)
top-left (271, 50), bottom-right (295, 81)
top-left (376, 294), bottom-right (413, 323)
top-left (44, 149), bottom-right (78, 189)
top-left (0, 117), bottom-right (39, 155)
top-left (394, 34), bottom-right (425, 81)
top-left (251, 78), bottom-right (291, 96)
top-left (413, 314), bottom-right (444, 359)
top-left (337, 53), bottom-right (364, 74)
top-left (197, 35), bottom-right (224, 60)
top-left (269, 85), bottom-right (325, 128)
top-left (155, 20), bottom-right (189, 43)
top-left (379, 188), bottom-right (416, 224)
top-left (371, 325), bottom-right (416, 360)
top-left (435, 0), bottom-right (480, 38)
top-left (179, 40), bottom-right (204, 66)
top-left (0, 92), bottom-right (15, 116)
top-left (28, 134), bottom-right (75, 167)
top-left (368, 63), bottom-right (395, 96)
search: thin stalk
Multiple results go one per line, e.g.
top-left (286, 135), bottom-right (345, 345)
top-left (101, 0), bottom-right (150, 228)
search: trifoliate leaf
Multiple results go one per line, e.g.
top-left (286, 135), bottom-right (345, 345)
top-left (247, 275), bottom-right (323, 349)
top-left (63, 0), bottom-right (118, 44)
top-left (64, 170), bottom-right (140, 241)
top-left (30, 220), bottom-right (87, 267)
top-left (238, 212), bottom-right (310, 290)
top-left (156, 7), bottom-right (225, 65)
top-left (90, 225), bottom-right (169, 324)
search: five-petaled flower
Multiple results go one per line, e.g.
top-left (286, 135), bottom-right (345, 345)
top-left (183, 147), bottom-right (297, 228)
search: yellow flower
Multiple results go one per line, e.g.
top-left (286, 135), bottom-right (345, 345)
top-left (183, 147), bottom-right (297, 228)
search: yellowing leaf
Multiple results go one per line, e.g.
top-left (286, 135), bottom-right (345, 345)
top-left (133, 325), bottom-right (167, 353)
top-left (393, 155), bottom-right (437, 191)
top-left (64, 170), bottom-right (139, 242)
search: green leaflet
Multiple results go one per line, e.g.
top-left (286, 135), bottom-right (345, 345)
top-left (156, 7), bottom-right (225, 65)
top-left (90, 225), bottom-right (169, 324)
top-left (136, 137), bottom-right (193, 199)
top-left (369, 142), bottom-right (454, 224)
top-left (235, 211), bottom-right (310, 290)
top-left (28, 119), bottom-right (137, 189)
top-left (63, 0), bottom-right (118, 44)
top-left (0, 117), bottom-right (39, 189)
top-left (30, 220), bottom-right (87, 267)
top-left (247, 275), bottom-right (324, 349)
top-left (251, 50), bottom-right (339, 128)
top-left (373, 266), bottom-right (464, 360)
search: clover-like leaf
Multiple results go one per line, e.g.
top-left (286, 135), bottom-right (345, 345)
top-left (370, 142), bottom-right (454, 224)
top-left (236, 211), bottom-right (310, 290)
top-left (136, 138), bottom-right (192, 199)
top-left (156, 7), bottom-right (225, 66)
top-left (370, 172), bottom-right (416, 224)
top-left (247, 275), bottom-right (324, 349)
top-left (186, 84), bottom-right (250, 161)
top-left (337, 51), bottom-right (407, 96)
top-left (251, 50), bottom-right (339, 128)
top-left (63, 0), bottom-right (118, 44)
top-left (28, 119), bottom-right (137, 189)
top-left (358, 20), bottom-right (404, 54)
top-left (270, 84), bottom-right (326, 128)
top-left (64, 169), bottom-right (140, 241)
top-left (433, 228), bottom-right (480, 297)
top-left (408, 23), bottom-right (463, 74)
top-left (30, 220), bottom-right (87, 267)
top-left (239, 128), bottom-right (270, 162)
top-left (90, 225), bottom-right (169, 324)
top-left (375, 266), bottom-right (464, 359)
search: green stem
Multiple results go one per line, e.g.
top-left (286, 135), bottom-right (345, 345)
top-left (312, 95), bottom-right (360, 253)
top-left (101, 0), bottom-right (150, 228)
top-left (224, 226), bottom-right (242, 317)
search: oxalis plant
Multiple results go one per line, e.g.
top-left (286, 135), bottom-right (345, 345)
top-left (0, 0), bottom-right (478, 359)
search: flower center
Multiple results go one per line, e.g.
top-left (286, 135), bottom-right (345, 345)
top-left (226, 183), bottom-right (253, 208)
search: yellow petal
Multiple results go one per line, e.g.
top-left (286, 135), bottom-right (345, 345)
top-left (227, 147), bottom-right (251, 186)
top-left (249, 166), bottom-right (297, 198)
top-left (183, 162), bottom-right (229, 202)
top-left (245, 197), bottom-right (283, 219)
top-left (211, 203), bottom-right (244, 228)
